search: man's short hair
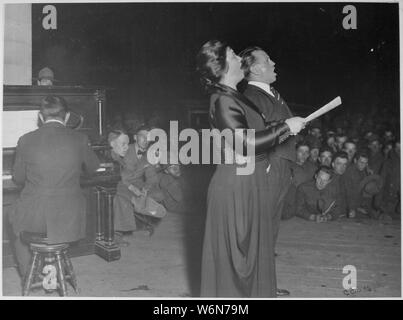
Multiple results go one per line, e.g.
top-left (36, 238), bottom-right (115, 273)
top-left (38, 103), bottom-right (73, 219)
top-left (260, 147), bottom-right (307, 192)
top-left (296, 140), bottom-right (310, 150)
top-left (319, 145), bottom-right (333, 156)
top-left (40, 95), bottom-right (68, 120)
top-left (336, 133), bottom-right (348, 139)
top-left (332, 151), bottom-right (349, 163)
top-left (135, 124), bottom-right (153, 134)
top-left (315, 165), bottom-right (334, 179)
top-left (108, 129), bottom-right (127, 144)
top-left (354, 150), bottom-right (369, 161)
top-left (239, 46), bottom-right (264, 79)
top-left (343, 140), bottom-right (357, 149)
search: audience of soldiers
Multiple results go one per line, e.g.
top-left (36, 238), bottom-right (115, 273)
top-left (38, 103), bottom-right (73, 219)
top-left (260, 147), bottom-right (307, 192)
top-left (107, 107), bottom-right (400, 229)
top-left (283, 111), bottom-right (400, 223)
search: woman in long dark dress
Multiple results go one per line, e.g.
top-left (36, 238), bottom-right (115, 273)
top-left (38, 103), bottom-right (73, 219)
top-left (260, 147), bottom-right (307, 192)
top-left (197, 40), bottom-right (305, 297)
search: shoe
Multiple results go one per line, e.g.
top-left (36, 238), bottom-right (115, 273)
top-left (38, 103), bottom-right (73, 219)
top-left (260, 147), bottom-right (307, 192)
top-left (116, 239), bottom-right (130, 247)
top-left (276, 288), bottom-right (290, 296)
top-left (114, 232), bottom-right (130, 247)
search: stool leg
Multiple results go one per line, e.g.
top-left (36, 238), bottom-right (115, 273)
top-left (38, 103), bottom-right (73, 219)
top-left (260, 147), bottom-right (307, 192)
top-left (34, 255), bottom-right (44, 284)
top-left (22, 252), bottom-right (39, 296)
top-left (55, 252), bottom-right (68, 296)
top-left (63, 250), bottom-right (78, 293)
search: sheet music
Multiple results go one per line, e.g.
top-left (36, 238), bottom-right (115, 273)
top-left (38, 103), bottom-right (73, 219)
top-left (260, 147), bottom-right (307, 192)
top-left (2, 110), bottom-right (39, 148)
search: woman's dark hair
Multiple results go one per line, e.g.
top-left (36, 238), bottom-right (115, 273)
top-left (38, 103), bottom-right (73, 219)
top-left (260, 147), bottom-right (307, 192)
top-left (196, 40), bottom-right (229, 90)
top-left (40, 95), bottom-right (69, 120)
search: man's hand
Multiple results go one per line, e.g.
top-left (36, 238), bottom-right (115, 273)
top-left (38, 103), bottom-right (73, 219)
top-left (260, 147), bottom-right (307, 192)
top-left (357, 207), bottom-right (368, 215)
top-left (128, 184), bottom-right (143, 196)
top-left (315, 214), bottom-right (331, 223)
top-left (285, 117), bottom-right (306, 135)
top-left (348, 210), bottom-right (356, 218)
top-left (141, 187), bottom-right (148, 197)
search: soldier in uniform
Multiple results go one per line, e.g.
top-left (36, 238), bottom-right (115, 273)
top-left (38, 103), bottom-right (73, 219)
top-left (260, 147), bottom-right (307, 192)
top-left (282, 141), bottom-right (317, 220)
top-left (367, 135), bottom-right (385, 174)
top-left (110, 127), bottom-right (164, 243)
top-left (378, 140), bottom-right (400, 217)
top-left (318, 146), bottom-right (334, 167)
top-left (295, 166), bottom-right (342, 222)
top-left (343, 151), bottom-right (372, 218)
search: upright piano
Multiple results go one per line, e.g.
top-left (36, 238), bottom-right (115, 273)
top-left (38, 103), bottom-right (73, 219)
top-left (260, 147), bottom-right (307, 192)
top-left (2, 85), bottom-right (121, 268)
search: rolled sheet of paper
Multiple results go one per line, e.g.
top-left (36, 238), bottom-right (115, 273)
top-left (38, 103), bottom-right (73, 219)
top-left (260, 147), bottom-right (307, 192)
top-left (304, 96), bottom-right (342, 123)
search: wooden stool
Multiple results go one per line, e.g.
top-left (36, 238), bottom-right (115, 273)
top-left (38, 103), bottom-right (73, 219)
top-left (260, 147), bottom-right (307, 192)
top-left (21, 232), bottom-right (78, 296)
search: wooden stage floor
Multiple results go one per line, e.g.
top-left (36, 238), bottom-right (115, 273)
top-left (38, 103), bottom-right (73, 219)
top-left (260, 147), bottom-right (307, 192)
top-left (2, 211), bottom-right (401, 298)
top-left (275, 217), bottom-right (401, 298)
top-left (2, 164), bottom-right (401, 298)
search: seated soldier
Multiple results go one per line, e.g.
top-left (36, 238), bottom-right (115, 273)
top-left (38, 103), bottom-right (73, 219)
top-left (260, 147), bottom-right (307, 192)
top-left (291, 140), bottom-right (318, 187)
top-left (295, 166), bottom-right (342, 222)
top-left (378, 140), bottom-right (400, 218)
top-left (306, 124), bottom-right (322, 144)
top-left (343, 140), bottom-right (357, 163)
top-left (383, 130), bottom-right (395, 145)
top-left (282, 141), bottom-right (317, 220)
top-left (308, 139), bottom-right (321, 166)
top-left (335, 133), bottom-right (348, 152)
top-left (383, 140), bottom-right (394, 158)
top-left (159, 164), bottom-right (186, 214)
top-left (325, 132), bottom-right (338, 153)
top-left (318, 146), bottom-right (333, 167)
top-left (367, 134), bottom-right (385, 174)
top-left (343, 150), bottom-right (382, 218)
top-left (109, 127), bottom-right (164, 244)
top-left (332, 151), bottom-right (349, 177)
top-left (330, 151), bottom-right (349, 217)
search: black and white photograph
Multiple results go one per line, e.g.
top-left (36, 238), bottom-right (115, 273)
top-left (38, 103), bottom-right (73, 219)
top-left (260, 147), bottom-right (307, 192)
top-left (0, 1), bottom-right (401, 301)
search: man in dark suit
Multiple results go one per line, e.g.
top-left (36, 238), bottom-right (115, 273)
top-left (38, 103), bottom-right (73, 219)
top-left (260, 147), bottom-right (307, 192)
top-left (240, 46), bottom-right (298, 296)
top-left (10, 95), bottom-right (100, 277)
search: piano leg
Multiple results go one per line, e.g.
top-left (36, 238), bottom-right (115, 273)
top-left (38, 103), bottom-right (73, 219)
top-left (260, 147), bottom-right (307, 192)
top-left (94, 188), bottom-right (104, 242)
top-left (94, 187), bottom-right (121, 262)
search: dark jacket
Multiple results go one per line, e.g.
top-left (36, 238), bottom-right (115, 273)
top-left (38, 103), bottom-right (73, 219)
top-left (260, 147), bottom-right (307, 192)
top-left (343, 164), bottom-right (369, 211)
top-left (201, 83), bottom-right (292, 297)
top-left (296, 179), bottom-right (342, 220)
top-left (243, 84), bottom-right (297, 161)
top-left (159, 173), bottom-right (185, 213)
top-left (378, 151), bottom-right (400, 210)
top-left (368, 151), bottom-right (385, 174)
top-left (209, 84), bottom-right (291, 155)
top-left (10, 122), bottom-right (100, 243)
top-left (290, 160), bottom-right (318, 187)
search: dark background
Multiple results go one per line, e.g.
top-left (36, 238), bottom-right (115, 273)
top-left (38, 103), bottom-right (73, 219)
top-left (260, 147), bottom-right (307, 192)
top-left (32, 2), bottom-right (399, 119)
